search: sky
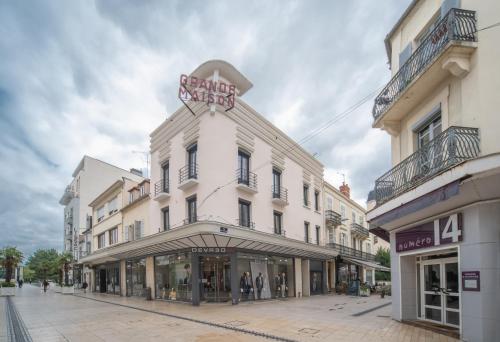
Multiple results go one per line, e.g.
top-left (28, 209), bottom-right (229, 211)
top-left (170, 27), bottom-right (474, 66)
top-left (0, 0), bottom-right (411, 258)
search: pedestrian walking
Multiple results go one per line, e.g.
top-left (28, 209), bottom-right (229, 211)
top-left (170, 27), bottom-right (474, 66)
top-left (82, 281), bottom-right (88, 293)
top-left (43, 279), bottom-right (49, 293)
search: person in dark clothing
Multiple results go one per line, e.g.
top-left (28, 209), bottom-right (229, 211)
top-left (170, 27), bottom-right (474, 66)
top-left (82, 281), bottom-right (88, 293)
top-left (43, 280), bottom-right (49, 293)
top-left (239, 272), bottom-right (253, 300)
top-left (255, 272), bottom-right (264, 300)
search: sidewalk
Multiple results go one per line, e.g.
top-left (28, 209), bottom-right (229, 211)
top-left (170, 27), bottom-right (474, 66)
top-left (0, 297), bottom-right (7, 342)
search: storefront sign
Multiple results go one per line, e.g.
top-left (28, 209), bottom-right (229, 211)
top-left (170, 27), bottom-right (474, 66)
top-left (191, 247), bottom-right (234, 254)
top-left (178, 74), bottom-right (235, 110)
top-left (462, 271), bottom-right (480, 291)
top-left (395, 213), bottom-right (462, 253)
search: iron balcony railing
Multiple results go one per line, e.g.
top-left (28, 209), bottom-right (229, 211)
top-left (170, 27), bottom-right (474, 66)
top-left (236, 219), bottom-right (255, 230)
top-left (236, 168), bottom-right (257, 190)
top-left (373, 8), bottom-right (476, 120)
top-left (154, 179), bottom-right (169, 196)
top-left (351, 223), bottom-right (369, 239)
top-left (179, 163), bottom-right (198, 184)
top-left (272, 185), bottom-right (288, 202)
top-left (325, 210), bottom-right (342, 227)
top-left (327, 243), bottom-right (376, 262)
top-left (375, 126), bottom-right (480, 205)
top-left (183, 216), bottom-right (199, 225)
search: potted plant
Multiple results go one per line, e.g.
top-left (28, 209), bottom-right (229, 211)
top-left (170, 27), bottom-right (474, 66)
top-left (0, 246), bottom-right (24, 296)
top-left (359, 283), bottom-right (370, 297)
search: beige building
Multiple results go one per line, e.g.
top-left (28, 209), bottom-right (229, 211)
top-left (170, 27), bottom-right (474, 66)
top-left (366, 1), bottom-right (500, 340)
top-left (80, 60), bottom-right (388, 305)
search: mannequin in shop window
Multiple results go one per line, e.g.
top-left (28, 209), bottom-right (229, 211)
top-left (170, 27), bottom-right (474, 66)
top-left (240, 272), bottom-right (253, 300)
top-left (255, 272), bottom-right (264, 300)
top-left (279, 272), bottom-right (287, 298)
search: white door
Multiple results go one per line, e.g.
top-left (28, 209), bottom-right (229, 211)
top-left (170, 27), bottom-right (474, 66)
top-left (420, 258), bottom-right (460, 327)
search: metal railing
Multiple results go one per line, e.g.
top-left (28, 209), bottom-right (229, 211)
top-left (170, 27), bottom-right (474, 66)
top-left (236, 168), bottom-right (257, 190)
top-left (154, 179), bottom-right (169, 196)
top-left (373, 8), bottom-right (476, 120)
top-left (325, 210), bottom-right (342, 227)
top-left (271, 185), bottom-right (288, 203)
top-left (351, 223), bottom-right (369, 239)
top-left (179, 163), bottom-right (198, 184)
top-left (183, 216), bottom-right (199, 225)
top-left (375, 126), bottom-right (480, 205)
top-left (327, 243), bottom-right (376, 262)
top-left (236, 219), bottom-right (255, 230)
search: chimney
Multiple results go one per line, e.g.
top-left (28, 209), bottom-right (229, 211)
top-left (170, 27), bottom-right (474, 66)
top-left (130, 168), bottom-right (143, 177)
top-left (339, 182), bottom-right (350, 198)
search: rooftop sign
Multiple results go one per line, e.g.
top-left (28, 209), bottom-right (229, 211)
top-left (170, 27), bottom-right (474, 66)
top-left (178, 74), bottom-right (235, 112)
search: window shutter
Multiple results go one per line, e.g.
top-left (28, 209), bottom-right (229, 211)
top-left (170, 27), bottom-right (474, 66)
top-left (134, 220), bottom-right (142, 240)
top-left (441, 0), bottom-right (459, 18)
top-left (398, 43), bottom-right (412, 69)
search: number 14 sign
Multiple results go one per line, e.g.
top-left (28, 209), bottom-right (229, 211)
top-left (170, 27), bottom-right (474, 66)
top-left (396, 213), bottom-right (463, 253)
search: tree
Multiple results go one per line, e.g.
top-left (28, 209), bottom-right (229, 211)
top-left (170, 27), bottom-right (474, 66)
top-left (375, 247), bottom-right (391, 281)
top-left (0, 246), bottom-right (24, 283)
top-left (57, 251), bottom-right (73, 286)
top-left (26, 249), bottom-right (60, 282)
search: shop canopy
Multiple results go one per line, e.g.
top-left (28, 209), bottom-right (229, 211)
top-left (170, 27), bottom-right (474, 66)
top-left (341, 256), bottom-right (391, 272)
top-left (79, 221), bottom-right (339, 265)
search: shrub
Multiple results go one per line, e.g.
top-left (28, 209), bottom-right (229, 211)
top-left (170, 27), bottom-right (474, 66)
top-left (0, 281), bottom-right (16, 287)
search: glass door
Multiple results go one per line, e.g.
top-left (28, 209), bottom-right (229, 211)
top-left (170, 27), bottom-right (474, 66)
top-left (200, 256), bottom-right (231, 302)
top-left (420, 258), bottom-right (460, 328)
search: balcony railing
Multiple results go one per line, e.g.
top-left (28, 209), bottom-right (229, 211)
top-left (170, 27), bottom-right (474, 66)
top-left (375, 126), bottom-right (480, 205)
top-left (271, 186), bottom-right (288, 203)
top-left (236, 219), bottom-right (255, 230)
top-left (351, 223), bottom-right (369, 239)
top-left (154, 179), bottom-right (169, 196)
top-left (373, 8), bottom-right (476, 120)
top-left (327, 243), bottom-right (376, 262)
top-left (325, 210), bottom-right (342, 227)
top-left (236, 168), bottom-right (257, 190)
top-left (179, 164), bottom-right (198, 184)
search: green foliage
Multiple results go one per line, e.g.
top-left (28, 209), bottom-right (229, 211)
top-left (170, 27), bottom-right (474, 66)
top-left (375, 247), bottom-right (391, 281)
top-left (26, 249), bottom-right (60, 282)
top-left (23, 266), bottom-right (35, 282)
top-left (0, 246), bottom-right (24, 283)
top-left (0, 281), bottom-right (16, 287)
top-left (58, 251), bottom-right (74, 286)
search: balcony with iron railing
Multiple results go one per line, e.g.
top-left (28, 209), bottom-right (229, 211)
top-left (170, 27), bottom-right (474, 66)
top-left (350, 223), bottom-right (369, 240)
top-left (375, 126), bottom-right (480, 206)
top-left (271, 185), bottom-right (289, 206)
top-left (178, 164), bottom-right (199, 190)
top-left (327, 243), bottom-right (376, 262)
top-left (153, 179), bottom-right (170, 201)
top-left (325, 210), bottom-right (342, 227)
top-left (236, 168), bottom-right (258, 194)
top-left (373, 8), bottom-right (476, 125)
top-left (236, 219), bottom-right (255, 230)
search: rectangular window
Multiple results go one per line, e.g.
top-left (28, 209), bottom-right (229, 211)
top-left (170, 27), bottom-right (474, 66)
top-left (304, 222), bottom-right (310, 243)
top-left (358, 215), bottom-right (364, 225)
top-left (134, 220), bottom-right (143, 240)
top-left (352, 212), bottom-right (356, 224)
top-left (187, 144), bottom-right (197, 179)
top-left (187, 195), bottom-right (197, 223)
top-left (272, 168), bottom-right (282, 197)
top-left (340, 233), bottom-right (347, 247)
top-left (97, 206), bottom-right (105, 222)
top-left (315, 225), bottom-right (320, 245)
top-left (303, 184), bottom-right (309, 207)
top-left (366, 243), bottom-right (372, 254)
top-left (418, 115), bottom-right (442, 148)
top-left (273, 211), bottom-right (282, 235)
top-left (98, 233), bottom-right (105, 249)
top-left (108, 196), bottom-right (118, 215)
top-left (162, 207), bottom-right (170, 231)
top-left (238, 199), bottom-right (251, 228)
top-left (314, 190), bottom-right (320, 211)
top-left (238, 150), bottom-right (250, 185)
top-left (129, 192), bottom-right (134, 203)
top-left (162, 162), bottom-right (169, 192)
top-left (340, 204), bottom-right (346, 220)
top-left (109, 227), bottom-right (118, 245)
top-left (140, 185), bottom-right (145, 196)
top-left (326, 196), bottom-right (333, 210)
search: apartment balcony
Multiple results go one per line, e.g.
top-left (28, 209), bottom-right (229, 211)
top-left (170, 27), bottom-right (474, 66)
top-left (327, 243), bottom-right (376, 262)
top-left (178, 164), bottom-right (199, 190)
top-left (236, 219), bottom-right (255, 230)
top-left (350, 223), bottom-right (369, 240)
top-left (59, 185), bottom-right (76, 205)
top-left (325, 210), bottom-right (342, 227)
top-left (153, 179), bottom-right (170, 201)
top-left (271, 186), bottom-right (288, 206)
top-left (373, 9), bottom-right (476, 128)
top-left (79, 250), bottom-right (90, 259)
top-left (235, 169), bottom-right (258, 194)
top-left (374, 126), bottom-right (480, 205)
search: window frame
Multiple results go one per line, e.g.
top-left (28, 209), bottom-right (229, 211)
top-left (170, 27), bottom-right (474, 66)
top-left (238, 199), bottom-right (251, 228)
top-left (272, 168), bottom-right (282, 197)
top-left (187, 143), bottom-right (198, 179)
top-left (162, 162), bottom-right (170, 192)
top-left (162, 206), bottom-right (170, 231)
top-left (304, 221), bottom-right (310, 243)
top-left (97, 233), bottom-right (105, 249)
top-left (303, 184), bottom-right (309, 207)
top-left (315, 225), bottom-right (320, 245)
top-left (273, 211), bottom-right (282, 235)
top-left (238, 150), bottom-right (250, 185)
top-left (314, 190), bottom-right (320, 211)
top-left (109, 227), bottom-right (118, 245)
top-left (186, 195), bottom-right (197, 224)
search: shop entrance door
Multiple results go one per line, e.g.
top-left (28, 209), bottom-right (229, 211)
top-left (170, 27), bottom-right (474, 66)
top-left (99, 269), bottom-right (106, 293)
top-left (200, 256), bottom-right (231, 302)
top-left (419, 258), bottom-right (460, 328)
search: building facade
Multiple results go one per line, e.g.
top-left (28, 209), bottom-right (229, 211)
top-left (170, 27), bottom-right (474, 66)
top-left (366, 1), bottom-right (500, 341)
top-left (79, 60), bottom-right (388, 305)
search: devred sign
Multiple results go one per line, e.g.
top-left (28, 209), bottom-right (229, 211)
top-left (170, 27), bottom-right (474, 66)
top-left (395, 213), bottom-right (463, 253)
top-left (178, 74), bottom-right (235, 110)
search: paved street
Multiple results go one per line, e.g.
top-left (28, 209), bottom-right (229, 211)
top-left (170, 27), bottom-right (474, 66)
top-left (4, 285), bottom-right (458, 342)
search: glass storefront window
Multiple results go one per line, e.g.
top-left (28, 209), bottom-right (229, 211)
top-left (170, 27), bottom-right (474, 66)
top-left (237, 253), bottom-right (294, 301)
top-left (200, 255), bottom-right (231, 302)
top-left (154, 253), bottom-right (192, 302)
top-left (95, 263), bottom-right (120, 295)
top-left (126, 258), bottom-right (146, 297)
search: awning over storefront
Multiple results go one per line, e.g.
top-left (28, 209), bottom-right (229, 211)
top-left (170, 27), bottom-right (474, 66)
top-left (340, 256), bottom-right (390, 272)
top-left (79, 221), bottom-right (339, 265)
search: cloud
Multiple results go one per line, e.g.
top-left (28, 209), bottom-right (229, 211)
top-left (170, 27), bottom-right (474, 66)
top-left (0, 0), bottom-right (411, 257)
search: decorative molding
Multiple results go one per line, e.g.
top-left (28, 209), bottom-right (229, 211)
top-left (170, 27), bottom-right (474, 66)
top-left (271, 148), bottom-right (285, 170)
top-left (158, 141), bottom-right (171, 165)
top-left (183, 117), bottom-right (201, 147)
top-left (381, 120), bottom-right (400, 137)
top-left (303, 169), bottom-right (312, 184)
top-left (236, 125), bottom-right (255, 153)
